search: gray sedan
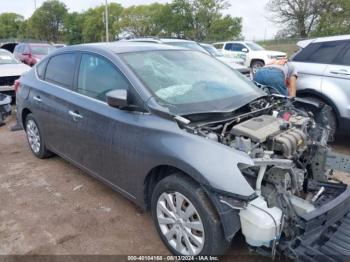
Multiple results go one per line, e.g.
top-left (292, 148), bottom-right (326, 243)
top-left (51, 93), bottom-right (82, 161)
top-left (16, 42), bottom-right (350, 259)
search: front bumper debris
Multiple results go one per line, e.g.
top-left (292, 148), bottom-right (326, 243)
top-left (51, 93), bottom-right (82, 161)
top-left (280, 187), bottom-right (350, 261)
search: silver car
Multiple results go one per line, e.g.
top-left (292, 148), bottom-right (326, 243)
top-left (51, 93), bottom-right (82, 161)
top-left (291, 35), bottom-right (350, 138)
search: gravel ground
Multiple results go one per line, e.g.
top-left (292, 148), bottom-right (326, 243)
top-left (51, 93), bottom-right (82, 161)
top-left (0, 114), bottom-right (349, 261)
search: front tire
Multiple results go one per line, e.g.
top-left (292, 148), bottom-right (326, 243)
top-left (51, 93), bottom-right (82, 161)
top-left (151, 174), bottom-right (230, 256)
top-left (25, 114), bottom-right (52, 158)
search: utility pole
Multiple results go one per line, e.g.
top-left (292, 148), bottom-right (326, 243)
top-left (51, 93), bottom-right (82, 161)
top-left (105, 0), bottom-right (109, 42)
top-left (34, 0), bottom-right (37, 9)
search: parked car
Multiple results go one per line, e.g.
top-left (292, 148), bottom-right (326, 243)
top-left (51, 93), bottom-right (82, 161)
top-left (53, 43), bottom-right (67, 49)
top-left (199, 43), bottom-right (251, 78)
top-left (213, 41), bottom-right (287, 72)
top-left (0, 48), bottom-right (30, 96)
top-left (13, 43), bottom-right (55, 66)
top-left (290, 35), bottom-right (350, 138)
top-left (16, 42), bottom-right (350, 259)
top-left (124, 38), bottom-right (251, 77)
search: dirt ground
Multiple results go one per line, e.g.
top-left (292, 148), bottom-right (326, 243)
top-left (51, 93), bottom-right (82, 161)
top-left (1, 114), bottom-right (349, 260)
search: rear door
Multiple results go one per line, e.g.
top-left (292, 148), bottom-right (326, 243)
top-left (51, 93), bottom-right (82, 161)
top-left (70, 52), bottom-right (146, 194)
top-left (322, 41), bottom-right (350, 119)
top-left (36, 52), bottom-right (80, 158)
top-left (291, 40), bottom-right (347, 93)
top-left (222, 43), bottom-right (246, 60)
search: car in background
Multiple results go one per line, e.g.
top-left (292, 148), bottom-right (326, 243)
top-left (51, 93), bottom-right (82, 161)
top-left (53, 43), bottom-right (67, 49)
top-left (0, 48), bottom-right (30, 96)
top-left (199, 43), bottom-right (251, 78)
top-left (124, 38), bottom-right (251, 77)
top-left (290, 35), bottom-right (350, 138)
top-left (16, 42), bottom-right (350, 259)
top-left (14, 43), bottom-right (55, 66)
top-left (124, 37), bottom-right (206, 51)
top-left (213, 41), bottom-right (287, 72)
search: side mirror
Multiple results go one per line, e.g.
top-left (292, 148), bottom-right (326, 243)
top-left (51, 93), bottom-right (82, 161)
top-left (242, 48), bottom-right (249, 53)
top-left (106, 89), bottom-right (128, 108)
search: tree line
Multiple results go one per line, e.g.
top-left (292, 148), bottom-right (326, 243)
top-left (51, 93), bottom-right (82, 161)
top-left (0, 0), bottom-right (242, 44)
top-left (268, 0), bottom-right (350, 39)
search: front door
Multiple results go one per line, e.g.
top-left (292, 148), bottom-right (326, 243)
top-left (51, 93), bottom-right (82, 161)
top-left (68, 53), bottom-right (145, 195)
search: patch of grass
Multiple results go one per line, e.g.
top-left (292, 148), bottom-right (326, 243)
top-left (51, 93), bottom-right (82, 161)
top-left (257, 39), bottom-right (300, 57)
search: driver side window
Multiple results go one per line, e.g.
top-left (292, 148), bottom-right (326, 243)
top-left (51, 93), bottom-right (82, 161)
top-left (77, 53), bottom-right (129, 101)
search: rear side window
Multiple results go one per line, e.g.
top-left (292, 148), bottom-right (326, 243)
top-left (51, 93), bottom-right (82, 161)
top-left (334, 44), bottom-right (350, 66)
top-left (45, 53), bottom-right (77, 88)
top-left (293, 41), bottom-right (346, 64)
top-left (231, 43), bottom-right (245, 52)
top-left (77, 53), bottom-right (129, 101)
top-left (224, 43), bottom-right (233, 51)
top-left (213, 43), bottom-right (223, 49)
top-left (36, 60), bottom-right (47, 80)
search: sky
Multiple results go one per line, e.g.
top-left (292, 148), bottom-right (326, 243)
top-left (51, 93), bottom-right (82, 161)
top-left (0, 0), bottom-right (279, 40)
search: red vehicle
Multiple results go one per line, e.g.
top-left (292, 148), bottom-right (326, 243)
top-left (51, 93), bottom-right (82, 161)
top-left (13, 43), bottom-right (55, 66)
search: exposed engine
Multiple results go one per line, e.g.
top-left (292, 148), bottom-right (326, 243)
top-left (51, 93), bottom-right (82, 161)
top-left (230, 114), bottom-right (308, 158)
top-left (180, 95), bottom-right (349, 258)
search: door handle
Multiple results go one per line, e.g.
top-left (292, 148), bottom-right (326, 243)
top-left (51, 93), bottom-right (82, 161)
top-left (33, 96), bottom-right (42, 102)
top-left (68, 110), bottom-right (83, 120)
top-left (329, 69), bottom-right (350, 75)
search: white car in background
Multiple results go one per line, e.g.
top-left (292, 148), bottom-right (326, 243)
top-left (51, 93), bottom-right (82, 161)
top-left (123, 38), bottom-right (251, 77)
top-left (199, 43), bottom-right (251, 78)
top-left (0, 49), bottom-right (31, 95)
top-left (213, 41), bottom-right (287, 72)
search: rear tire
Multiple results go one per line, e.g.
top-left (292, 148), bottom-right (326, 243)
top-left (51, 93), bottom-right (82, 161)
top-left (151, 173), bottom-right (230, 256)
top-left (25, 114), bottom-right (52, 158)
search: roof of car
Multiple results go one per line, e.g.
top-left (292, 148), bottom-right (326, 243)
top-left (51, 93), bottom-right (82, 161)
top-left (297, 34), bottom-right (350, 48)
top-left (61, 41), bottom-right (186, 54)
top-left (18, 42), bottom-right (52, 46)
top-left (123, 38), bottom-right (196, 44)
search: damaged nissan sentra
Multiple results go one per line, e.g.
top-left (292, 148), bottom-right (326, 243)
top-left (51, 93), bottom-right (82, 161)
top-left (16, 42), bottom-right (350, 260)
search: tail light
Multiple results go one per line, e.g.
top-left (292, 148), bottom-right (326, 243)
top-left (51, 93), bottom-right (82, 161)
top-left (14, 79), bottom-right (20, 93)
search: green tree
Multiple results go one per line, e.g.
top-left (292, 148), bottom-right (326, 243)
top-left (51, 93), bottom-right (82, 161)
top-left (82, 3), bottom-right (123, 43)
top-left (29, 0), bottom-right (68, 42)
top-left (312, 0), bottom-right (350, 36)
top-left (164, 0), bottom-right (240, 41)
top-left (63, 12), bottom-right (84, 44)
top-left (162, 1), bottom-right (194, 38)
top-left (17, 20), bottom-right (35, 40)
top-left (116, 3), bottom-right (168, 37)
top-left (0, 13), bottom-right (24, 39)
top-left (207, 15), bottom-right (242, 41)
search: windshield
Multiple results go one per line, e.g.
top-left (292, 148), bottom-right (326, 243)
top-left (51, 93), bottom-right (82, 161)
top-left (201, 44), bottom-right (222, 57)
top-left (245, 42), bottom-right (265, 51)
top-left (121, 50), bottom-right (264, 115)
top-left (31, 45), bottom-right (55, 55)
top-left (166, 42), bottom-right (208, 54)
top-left (0, 51), bottom-right (19, 64)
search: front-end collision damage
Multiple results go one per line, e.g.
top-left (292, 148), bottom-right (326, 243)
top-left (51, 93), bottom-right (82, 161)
top-left (179, 95), bottom-right (350, 260)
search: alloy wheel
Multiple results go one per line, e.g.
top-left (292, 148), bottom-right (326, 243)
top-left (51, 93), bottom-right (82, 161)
top-left (156, 191), bottom-right (205, 255)
top-left (26, 119), bottom-right (41, 154)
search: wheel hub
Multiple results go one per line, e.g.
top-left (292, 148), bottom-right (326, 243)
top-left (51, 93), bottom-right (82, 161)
top-left (156, 192), bottom-right (205, 255)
